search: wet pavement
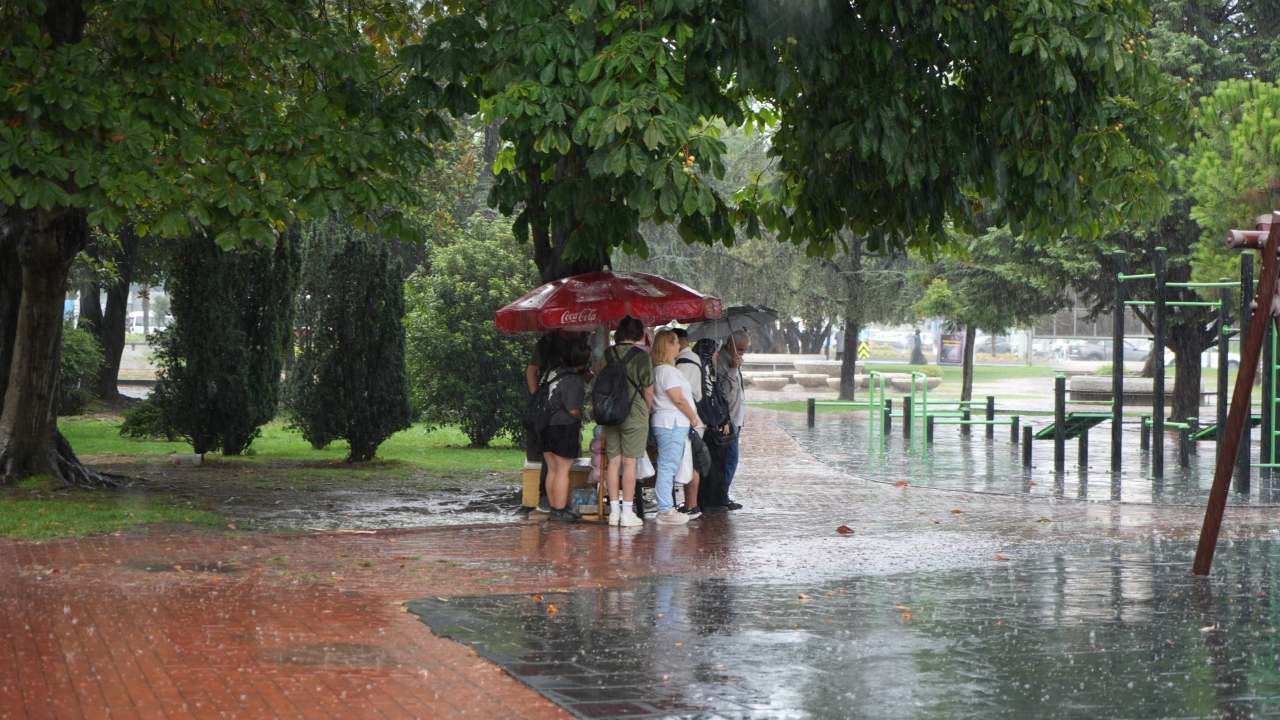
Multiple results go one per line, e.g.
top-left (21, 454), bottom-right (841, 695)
top-left (9, 409), bottom-right (1280, 718)
top-left (785, 409), bottom-right (1280, 506)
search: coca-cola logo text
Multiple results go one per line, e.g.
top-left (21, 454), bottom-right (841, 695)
top-left (557, 308), bottom-right (599, 325)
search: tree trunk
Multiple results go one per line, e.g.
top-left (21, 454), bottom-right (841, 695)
top-left (140, 285), bottom-right (150, 338)
top-left (838, 241), bottom-right (864, 401)
top-left (95, 226), bottom-right (137, 402)
top-left (1169, 325), bottom-right (1205, 422)
top-left (0, 208), bottom-right (109, 486)
top-left (527, 155), bottom-right (609, 282)
top-left (1140, 344), bottom-right (1157, 378)
top-left (910, 330), bottom-right (926, 365)
top-left (961, 324), bottom-right (976, 402)
top-left (78, 281), bottom-right (102, 333)
top-left (839, 318), bottom-right (859, 401)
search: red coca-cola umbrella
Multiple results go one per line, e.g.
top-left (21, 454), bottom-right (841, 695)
top-left (495, 271), bottom-right (723, 333)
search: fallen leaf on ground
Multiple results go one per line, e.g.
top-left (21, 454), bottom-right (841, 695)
top-left (894, 480), bottom-right (908, 488)
top-left (950, 509), bottom-right (964, 514)
top-left (836, 525), bottom-right (854, 535)
top-left (1037, 517), bottom-right (1051, 523)
top-left (531, 594), bottom-right (543, 603)
top-left (546, 604), bottom-right (559, 616)
top-left (901, 610), bottom-right (913, 622)
top-left (993, 554), bottom-right (1010, 561)
top-left (798, 593), bottom-right (810, 602)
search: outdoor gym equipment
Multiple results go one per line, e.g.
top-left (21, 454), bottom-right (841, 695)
top-left (1195, 212), bottom-right (1280, 576)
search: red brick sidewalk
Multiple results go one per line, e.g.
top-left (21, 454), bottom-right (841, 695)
top-left (3, 409), bottom-right (1276, 719)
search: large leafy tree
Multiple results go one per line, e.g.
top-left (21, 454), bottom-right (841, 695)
top-left (1052, 0), bottom-right (1278, 422)
top-left (0, 0), bottom-right (449, 484)
top-left (412, 0), bottom-right (749, 281)
top-left (736, 0), bottom-right (1184, 253)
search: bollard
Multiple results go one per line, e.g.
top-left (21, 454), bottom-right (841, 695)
top-left (985, 396), bottom-right (995, 439)
top-left (1011, 416), bottom-right (1020, 444)
top-left (1078, 428), bottom-right (1089, 468)
top-left (1054, 375), bottom-right (1066, 474)
top-left (961, 406), bottom-right (971, 437)
top-left (903, 396), bottom-right (912, 439)
top-left (1022, 426), bottom-right (1033, 467)
top-left (1140, 416), bottom-right (1150, 451)
top-left (806, 398), bottom-right (816, 428)
top-left (926, 416), bottom-right (935, 443)
top-left (1179, 428), bottom-right (1190, 468)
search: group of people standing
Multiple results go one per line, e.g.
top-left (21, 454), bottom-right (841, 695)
top-left (525, 316), bottom-right (749, 526)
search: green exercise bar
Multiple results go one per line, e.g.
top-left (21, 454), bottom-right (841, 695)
top-left (1117, 272), bottom-right (1156, 281)
top-left (1166, 281), bottom-right (1241, 289)
top-left (1124, 300), bottom-right (1222, 307)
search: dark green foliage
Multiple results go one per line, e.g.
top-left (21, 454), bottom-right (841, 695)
top-left (285, 222), bottom-right (412, 462)
top-left (118, 399), bottom-right (177, 441)
top-left (404, 218), bottom-right (537, 448)
top-left (149, 231), bottom-right (301, 455)
top-left (56, 324), bottom-right (103, 416)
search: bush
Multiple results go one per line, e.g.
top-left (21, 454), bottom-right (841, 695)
top-left (285, 223), bottom-right (412, 462)
top-left (404, 218), bottom-right (537, 447)
top-left (119, 399), bottom-right (178, 440)
top-left (148, 231), bottom-right (301, 455)
top-left (57, 324), bottom-right (103, 416)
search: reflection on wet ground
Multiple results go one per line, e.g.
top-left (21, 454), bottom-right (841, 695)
top-left (225, 486), bottom-right (522, 530)
top-left (410, 538), bottom-right (1280, 719)
top-left (782, 411), bottom-right (1280, 506)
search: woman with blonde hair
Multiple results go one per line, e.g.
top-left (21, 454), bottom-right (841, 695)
top-left (649, 330), bottom-right (699, 525)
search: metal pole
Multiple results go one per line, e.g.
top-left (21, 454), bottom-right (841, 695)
top-left (1153, 247), bottom-right (1167, 479)
top-left (1022, 426), bottom-right (1033, 467)
top-left (1011, 416), bottom-right (1020, 444)
top-left (1054, 374), bottom-right (1066, 474)
top-left (1113, 253), bottom-right (1126, 473)
top-left (985, 396), bottom-right (995, 439)
top-left (1217, 284), bottom-right (1229, 449)
top-left (926, 416), bottom-right (935, 443)
top-left (1264, 316), bottom-right (1274, 478)
top-left (903, 396), bottom-right (912, 439)
top-left (1195, 217), bottom-right (1280, 575)
top-left (807, 397), bottom-right (815, 428)
top-left (1141, 416), bottom-right (1150, 450)
top-left (1236, 254), bottom-right (1254, 493)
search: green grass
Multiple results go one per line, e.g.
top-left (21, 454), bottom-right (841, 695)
top-left (59, 418), bottom-right (527, 476)
top-left (0, 478), bottom-right (222, 540)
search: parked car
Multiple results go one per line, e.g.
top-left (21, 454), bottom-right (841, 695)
top-left (1066, 339), bottom-right (1108, 360)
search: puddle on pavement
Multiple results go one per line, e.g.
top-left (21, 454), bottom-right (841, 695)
top-left (408, 538), bottom-right (1280, 719)
top-left (782, 411), bottom-right (1280, 506)
top-left (223, 486), bottom-right (523, 530)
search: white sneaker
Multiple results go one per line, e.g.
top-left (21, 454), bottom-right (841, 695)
top-left (656, 509), bottom-right (689, 526)
top-left (618, 505), bottom-right (643, 527)
top-left (609, 502), bottom-right (623, 526)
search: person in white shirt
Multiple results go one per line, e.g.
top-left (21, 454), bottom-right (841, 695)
top-left (672, 328), bottom-right (703, 518)
top-left (649, 330), bottom-right (699, 526)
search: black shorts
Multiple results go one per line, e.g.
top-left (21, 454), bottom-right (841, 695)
top-left (540, 423), bottom-right (582, 459)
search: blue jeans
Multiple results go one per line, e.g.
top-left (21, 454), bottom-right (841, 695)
top-left (723, 434), bottom-right (740, 495)
top-left (652, 425), bottom-right (687, 513)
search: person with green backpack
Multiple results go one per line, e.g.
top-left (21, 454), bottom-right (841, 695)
top-left (592, 316), bottom-right (653, 527)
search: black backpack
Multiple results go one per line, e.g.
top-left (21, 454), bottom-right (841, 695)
top-left (680, 340), bottom-right (730, 430)
top-left (591, 346), bottom-right (642, 426)
top-left (522, 368), bottom-right (557, 437)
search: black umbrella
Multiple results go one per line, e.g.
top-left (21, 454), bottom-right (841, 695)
top-left (686, 304), bottom-right (778, 345)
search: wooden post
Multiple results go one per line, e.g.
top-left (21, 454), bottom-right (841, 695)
top-left (1011, 416), bottom-right (1020, 444)
top-left (1264, 317), bottom-right (1274, 478)
top-left (807, 397), bottom-right (816, 428)
top-left (1022, 426), bottom-right (1032, 467)
top-left (1078, 428), bottom-right (1089, 469)
top-left (961, 405), bottom-right (971, 437)
top-left (985, 395), bottom-right (995, 439)
top-left (1113, 253), bottom-right (1126, 473)
top-left (883, 398), bottom-right (892, 434)
top-left (1141, 416), bottom-right (1150, 450)
top-left (1054, 375), bottom-right (1066, 474)
top-left (1153, 247), bottom-right (1167, 480)
top-left (903, 396), bottom-right (912, 439)
top-left (1194, 214), bottom-right (1280, 575)
top-left (926, 416), bottom-right (935, 443)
